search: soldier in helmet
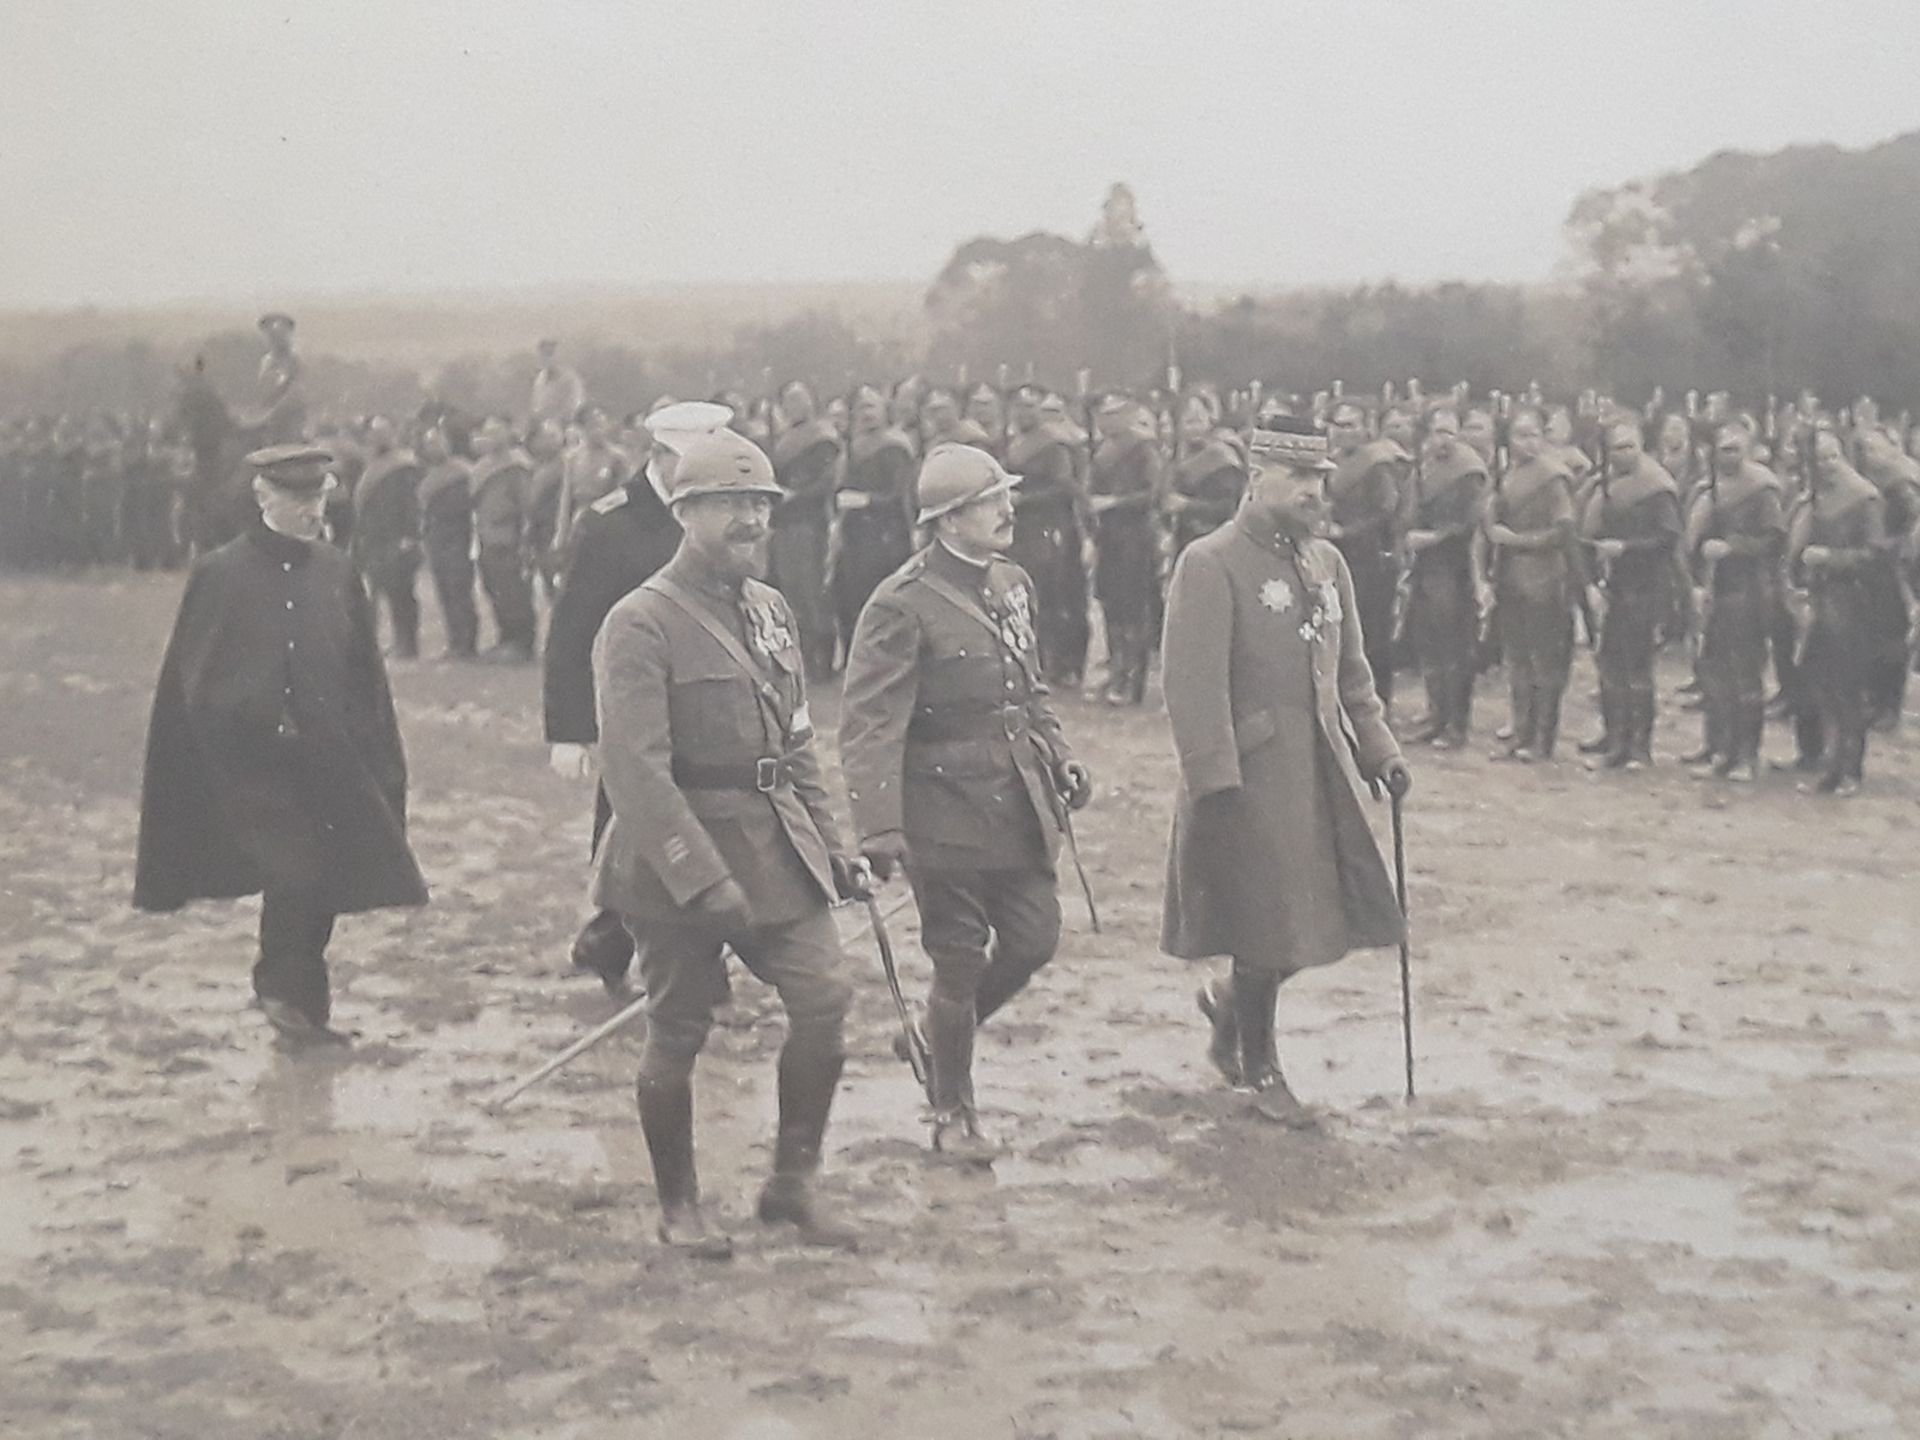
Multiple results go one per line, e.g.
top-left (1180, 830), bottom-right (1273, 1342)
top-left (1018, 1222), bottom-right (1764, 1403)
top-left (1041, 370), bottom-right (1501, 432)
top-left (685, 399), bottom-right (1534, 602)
top-left (592, 429), bottom-right (869, 1256)
top-left (840, 443), bottom-right (1091, 1164)
top-left (545, 400), bottom-right (730, 992)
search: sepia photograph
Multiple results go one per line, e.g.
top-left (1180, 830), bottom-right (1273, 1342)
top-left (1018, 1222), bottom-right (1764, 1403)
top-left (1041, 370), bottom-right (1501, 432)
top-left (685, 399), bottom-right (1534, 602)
top-left (3, 3), bottom-right (1918, 1436)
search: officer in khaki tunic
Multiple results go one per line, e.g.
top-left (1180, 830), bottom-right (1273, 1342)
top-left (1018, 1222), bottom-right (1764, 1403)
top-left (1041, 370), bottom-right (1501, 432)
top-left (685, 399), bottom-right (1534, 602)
top-left (591, 430), bottom-right (868, 1257)
top-left (840, 444), bottom-right (1092, 1165)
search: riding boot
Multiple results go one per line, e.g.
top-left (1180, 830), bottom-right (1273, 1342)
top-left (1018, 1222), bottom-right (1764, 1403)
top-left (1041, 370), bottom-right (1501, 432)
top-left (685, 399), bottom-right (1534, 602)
top-left (1232, 966), bottom-right (1311, 1128)
top-left (1452, 667), bottom-right (1476, 743)
top-left (757, 1047), bottom-right (860, 1249)
top-left (1495, 676), bottom-right (1534, 759)
top-left (1578, 687), bottom-right (1617, 756)
top-left (1681, 699), bottom-right (1724, 768)
top-left (1232, 966), bottom-right (1280, 1088)
top-left (926, 995), bottom-right (996, 1165)
top-left (1196, 975), bottom-right (1241, 1085)
top-left (1410, 670), bottom-right (1449, 743)
top-left (1534, 685), bottom-right (1563, 760)
top-left (636, 1076), bottom-right (731, 1259)
top-left (1720, 702), bottom-right (1762, 782)
top-left (1626, 692), bottom-right (1656, 768)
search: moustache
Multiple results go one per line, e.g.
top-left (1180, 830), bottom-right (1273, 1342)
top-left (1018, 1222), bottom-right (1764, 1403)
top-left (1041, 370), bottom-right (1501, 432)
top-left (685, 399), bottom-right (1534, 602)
top-left (724, 526), bottom-right (768, 544)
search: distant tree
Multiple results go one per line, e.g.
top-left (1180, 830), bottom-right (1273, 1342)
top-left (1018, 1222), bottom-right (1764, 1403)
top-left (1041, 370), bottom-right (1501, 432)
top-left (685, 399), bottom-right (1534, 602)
top-left (1562, 129), bottom-right (1920, 405)
top-left (925, 184), bottom-right (1173, 391)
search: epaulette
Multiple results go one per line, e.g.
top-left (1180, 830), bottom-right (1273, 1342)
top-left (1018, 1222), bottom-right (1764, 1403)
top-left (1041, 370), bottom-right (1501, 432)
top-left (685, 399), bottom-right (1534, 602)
top-left (590, 488), bottom-right (629, 515)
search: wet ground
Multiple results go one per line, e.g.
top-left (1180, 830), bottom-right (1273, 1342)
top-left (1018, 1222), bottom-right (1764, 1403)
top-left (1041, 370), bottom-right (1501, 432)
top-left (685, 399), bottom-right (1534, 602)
top-left (3, 568), bottom-right (1918, 1439)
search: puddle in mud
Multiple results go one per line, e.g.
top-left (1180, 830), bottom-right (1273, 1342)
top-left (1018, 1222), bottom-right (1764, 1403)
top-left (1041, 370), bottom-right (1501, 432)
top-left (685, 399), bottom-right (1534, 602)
top-left (1404, 1169), bottom-right (1911, 1352)
top-left (827, 1286), bottom-right (936, 1346)
top-left (416, 1221), bottom-right (504, 1267)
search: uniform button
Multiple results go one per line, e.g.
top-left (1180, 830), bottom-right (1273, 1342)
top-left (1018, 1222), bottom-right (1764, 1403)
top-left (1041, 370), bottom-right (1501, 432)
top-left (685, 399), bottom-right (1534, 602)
top-left (285, 600), bottom-right (294, 610)
top-left (282, 562), bottom-right (292, 572)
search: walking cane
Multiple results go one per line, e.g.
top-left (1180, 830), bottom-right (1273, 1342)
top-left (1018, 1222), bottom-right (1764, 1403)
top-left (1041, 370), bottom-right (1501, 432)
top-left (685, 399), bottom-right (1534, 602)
top-left (1391, 789), bottom-right (1415, 1102)
top-left (487, 990), bottom-right (651, 1114)
top-left (867, 894), bottom-right (932, 1101)
top-left (487, 893), bottom-right (920, 1114)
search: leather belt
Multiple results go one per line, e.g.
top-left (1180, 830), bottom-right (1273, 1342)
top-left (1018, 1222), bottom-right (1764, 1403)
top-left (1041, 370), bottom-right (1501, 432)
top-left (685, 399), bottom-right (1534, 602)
top-left (908, 701), bottom-right (1029, 743)
top-left (672, 755), bottom-right (795, 793)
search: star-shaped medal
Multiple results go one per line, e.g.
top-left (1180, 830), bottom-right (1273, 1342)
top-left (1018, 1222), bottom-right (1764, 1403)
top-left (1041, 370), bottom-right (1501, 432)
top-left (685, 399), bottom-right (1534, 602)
top-left (1259, 578), bottom-right (1294, 614)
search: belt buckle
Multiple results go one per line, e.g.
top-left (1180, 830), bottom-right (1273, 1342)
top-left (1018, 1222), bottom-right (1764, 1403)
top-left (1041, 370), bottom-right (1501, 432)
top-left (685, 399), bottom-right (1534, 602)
top-left (755, 757), bottom-right (779, 793)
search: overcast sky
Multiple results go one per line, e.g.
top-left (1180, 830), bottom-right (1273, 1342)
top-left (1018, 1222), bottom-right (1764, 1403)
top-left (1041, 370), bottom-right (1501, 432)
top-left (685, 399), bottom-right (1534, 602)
top-left (3, 1), bottom-right (1917, 308)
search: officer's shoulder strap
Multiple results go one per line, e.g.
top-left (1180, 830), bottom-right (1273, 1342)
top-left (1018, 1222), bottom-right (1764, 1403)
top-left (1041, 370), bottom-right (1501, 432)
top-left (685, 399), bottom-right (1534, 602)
top-left (914, 566), bottom-right (1001, 643)
top-left (643, 575), bottom-right (757, 672)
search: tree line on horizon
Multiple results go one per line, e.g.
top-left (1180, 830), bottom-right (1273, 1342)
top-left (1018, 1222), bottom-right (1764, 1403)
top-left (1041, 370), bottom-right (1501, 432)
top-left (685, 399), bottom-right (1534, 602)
top-left (4, 129), bottom-right (1918, 421)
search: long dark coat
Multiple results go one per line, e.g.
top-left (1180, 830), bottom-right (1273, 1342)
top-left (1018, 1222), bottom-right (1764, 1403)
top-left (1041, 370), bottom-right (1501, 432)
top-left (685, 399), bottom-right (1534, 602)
top-left (133, 521), bottom-right (428, 915)
top-left (1161, 517), bottom-right (1404, 974)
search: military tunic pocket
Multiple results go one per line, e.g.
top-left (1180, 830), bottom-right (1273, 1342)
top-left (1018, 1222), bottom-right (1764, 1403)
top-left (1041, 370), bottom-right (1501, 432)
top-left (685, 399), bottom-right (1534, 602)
top-left (668, 671), bottom-right (761, 748)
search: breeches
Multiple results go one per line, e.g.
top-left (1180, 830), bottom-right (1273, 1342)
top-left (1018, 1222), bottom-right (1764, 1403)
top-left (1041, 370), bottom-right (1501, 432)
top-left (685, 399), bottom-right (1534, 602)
top-left (909, 866), bottom-right (1062, 1018)
top-left (1093, 520), bottom-right (1157, 628)
top-left (1013, 510), bottom-right (1089, 677)
top-left (427, 546), bottom-right (477, 653)
top-left (1698, 586), bottom-right (1770, 707)
top-left (1499, 589), bottom-right (1574, 690)
top-left (1598, 586), bottom-right (1660, 694)
top-left (630, 907), bottom-right (850, 1083)
top-left (478, 546), bottom-right (535, 649)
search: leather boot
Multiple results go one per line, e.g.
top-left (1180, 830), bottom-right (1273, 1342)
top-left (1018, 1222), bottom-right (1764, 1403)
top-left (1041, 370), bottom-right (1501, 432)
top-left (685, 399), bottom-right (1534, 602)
top-left (1409, 671), bottom-right (1449, 743)
top-left (1680, 698), bottom-right (1723, 768)
top-left (1128, 628), bottom-right (1150, 703)
top-left (1196, 975), bottom-right (1241, 1085)
top-left (1494, 677), bottom-right (1534, 760)
top-left (927, 995), bottom-right (996, 1166)
top-left (1232, 968), bottom-right (1312, 1129)
top-left (636, 1076), bottom-right (732, 1260)
top-left (1534, 686), bottom-right (1563, 760)
top-left (1578, 688), bottom-right (1617, 756)
top-left (1429, 669), bottom-right (1467, 749)
top-left (757, 1048), bottom-right (860, 1249)
top-left (1625, 692), bottom-right (1655, 769)
top-left (1724, 701), bottom-right (1764, 782)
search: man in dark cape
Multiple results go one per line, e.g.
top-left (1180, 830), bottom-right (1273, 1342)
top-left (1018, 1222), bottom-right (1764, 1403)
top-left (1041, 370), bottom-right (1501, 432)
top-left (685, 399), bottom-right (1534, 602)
top-left (134, 443), bottom-right (427, 1041)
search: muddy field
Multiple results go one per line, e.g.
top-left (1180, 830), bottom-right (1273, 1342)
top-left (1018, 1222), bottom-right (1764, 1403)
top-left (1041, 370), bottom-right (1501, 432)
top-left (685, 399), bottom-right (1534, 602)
top-left (2, 568), bottom-right (1917, 1440)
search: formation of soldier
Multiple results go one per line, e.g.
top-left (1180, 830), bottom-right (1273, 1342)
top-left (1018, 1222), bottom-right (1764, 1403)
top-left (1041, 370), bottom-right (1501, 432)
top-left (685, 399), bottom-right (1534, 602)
top-left (122, 307), bottom-right (1919, 1261)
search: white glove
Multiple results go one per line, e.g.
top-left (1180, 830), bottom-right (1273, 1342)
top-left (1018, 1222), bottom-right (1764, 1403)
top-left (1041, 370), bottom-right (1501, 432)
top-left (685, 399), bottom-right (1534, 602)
top-left (549, 743), bottom-right (595, 780)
